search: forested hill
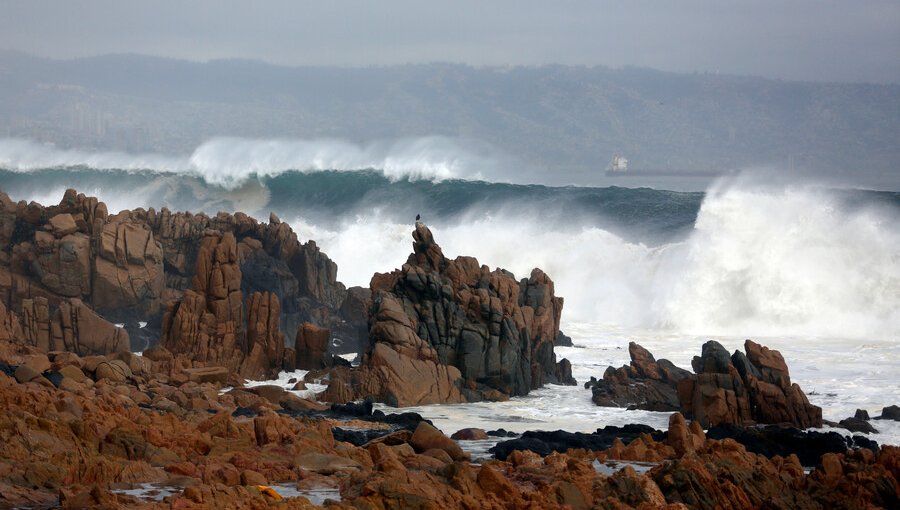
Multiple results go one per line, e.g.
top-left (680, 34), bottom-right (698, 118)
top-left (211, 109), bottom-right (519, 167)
top-left (1, 52), bottom-right (897, 182)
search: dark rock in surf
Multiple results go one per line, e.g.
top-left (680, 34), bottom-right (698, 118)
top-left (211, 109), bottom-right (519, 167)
top-left (877, 405), bottom-right (900, 421)
top-left (586, 342), bottom-right (691, 411)
top-left (836, 417), bottom-right (879, 434)
top-left (489, 425), bottom-right (664, 460)
top-left (554, 331), bottom-right (573, 347)
top-left (706, 424), bottom-right (879, 466)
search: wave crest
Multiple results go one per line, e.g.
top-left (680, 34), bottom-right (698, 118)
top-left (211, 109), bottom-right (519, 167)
top-left (0, 136), bottom-right (508, 188)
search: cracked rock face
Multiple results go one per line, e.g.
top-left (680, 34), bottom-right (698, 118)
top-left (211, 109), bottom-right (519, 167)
top-left (0, 188), bottom-right (361, 375)
top-left (320, 223), bottom-right (574, 407)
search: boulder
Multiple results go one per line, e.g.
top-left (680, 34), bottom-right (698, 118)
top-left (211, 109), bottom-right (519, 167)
top-left (451, 428), bottom-right (489, 441)
top-left (409, 422), bottom-right (468, 461)
top-left (14, 364), bottom-right (45, 384)
top-left (48, 213), bottom-right (79, 237)
top-left (878, 405), bottom-right (900, 421)
top-left (183, 366), bottom-right (229, 384)
top-left (319, 341), bottom-right (466, 407)
top-left (94, 360), bottom-right (132, 382)
top-left (837, 417), bottom-right (879, 434)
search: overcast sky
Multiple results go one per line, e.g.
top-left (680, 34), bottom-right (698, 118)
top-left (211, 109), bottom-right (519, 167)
top-left (2, 0), bottom-right (899, 83)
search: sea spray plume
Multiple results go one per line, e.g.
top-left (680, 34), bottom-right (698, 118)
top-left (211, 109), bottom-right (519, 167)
top-left (288, 178), bottom-right (900, 339)
top-left (659, 177), bottom-right (900, 339)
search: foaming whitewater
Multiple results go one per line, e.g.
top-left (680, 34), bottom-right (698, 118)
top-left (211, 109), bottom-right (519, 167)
top-left (296, 182), bottom-right (900, 340)
top-left (0, 136), bottom-right (510, 187)
top-left (3, 152), bottom-right (900, 445)
top-left (660, 184), bottom-right (900, 338)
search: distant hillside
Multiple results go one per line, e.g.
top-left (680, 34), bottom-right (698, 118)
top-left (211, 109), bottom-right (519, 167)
top-left (1, 52), bottom-right (898, 184)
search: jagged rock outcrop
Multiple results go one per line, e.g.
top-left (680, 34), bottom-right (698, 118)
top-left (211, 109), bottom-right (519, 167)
top-left (160, 233), bottom-right (290, 379)
top-left (320, 223), bottom-right (574, 406)
top-left (679, 339), bottom-right (822, 428)
top-left (133, 206), bottom-right (352, 342)
top-left (591, 340), bottom-right (822, 429)
top-left (586, 342), bottom-right (692, 411)
top-left (0, 188), bottom-right (361, 377)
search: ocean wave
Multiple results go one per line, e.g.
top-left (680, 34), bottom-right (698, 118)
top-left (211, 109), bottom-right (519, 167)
top-left (294, 180), bottom-right (900, 340)
top-left (1, 158), bottom-right (897, 339)
top-left (0, 136), bottom-right (508, 187)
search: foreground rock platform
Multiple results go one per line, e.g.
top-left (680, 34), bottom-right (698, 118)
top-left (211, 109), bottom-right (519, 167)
top-left (0, 336), bottom-right (897, 510)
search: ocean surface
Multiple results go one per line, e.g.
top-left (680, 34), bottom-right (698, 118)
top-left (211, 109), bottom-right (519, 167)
top-left (2, 138), bottom-right (899, 447)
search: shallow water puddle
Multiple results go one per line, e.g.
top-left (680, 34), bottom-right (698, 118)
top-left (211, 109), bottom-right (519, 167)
top-left (109, 482), bottom-right (342, 505)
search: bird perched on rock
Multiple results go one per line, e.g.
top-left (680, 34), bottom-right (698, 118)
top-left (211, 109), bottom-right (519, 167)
top-left (416, 213), bottom-right (421, 222)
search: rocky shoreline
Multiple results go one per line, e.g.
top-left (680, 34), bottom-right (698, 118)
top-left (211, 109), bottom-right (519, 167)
top-left (0, 189), bottom-right (897, 508)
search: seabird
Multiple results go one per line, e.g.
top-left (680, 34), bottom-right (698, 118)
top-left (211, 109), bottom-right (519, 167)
top-left (416, 213), bottom-right (421, 221)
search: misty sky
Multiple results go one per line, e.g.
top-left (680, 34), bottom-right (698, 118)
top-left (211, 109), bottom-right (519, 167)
top-left (2, 0), bottom-right (899, 83)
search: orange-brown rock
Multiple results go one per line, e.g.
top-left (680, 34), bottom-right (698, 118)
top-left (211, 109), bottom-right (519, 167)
top-left (679, 340), bottom-right (821, 428)
top-left (14, 297), bottom-right (130, 355)
top-left (161, 233), bottom-right (288, 379)
top-left (1, 189), bottom-right (359, 379)
top-left (588, 341), bottom-right (693, 411)
top-left (294, 322), bottom-right (331, 370)
top-left (409, 421), bottom-right (469, 462)
top-left (92, 217), bottom-right (165, 317)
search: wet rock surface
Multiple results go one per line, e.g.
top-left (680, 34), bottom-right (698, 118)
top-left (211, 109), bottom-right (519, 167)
top-left (490, 425), bottom-right (665, 460)
top-left (706, 423), bottom-right (880, 466)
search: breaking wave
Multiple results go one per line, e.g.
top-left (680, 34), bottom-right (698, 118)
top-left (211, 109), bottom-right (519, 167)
top-left (0, 136), bottom-right (511, 187)
top-left (1, 146), bottom-right (898, 340)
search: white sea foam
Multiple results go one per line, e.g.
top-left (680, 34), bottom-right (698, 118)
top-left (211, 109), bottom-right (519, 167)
top-left (294, 181), bottom-right (900, 340)
top-left (0, 136), bottom-right (508, 188)
top-left (373, 323), bottom-right (900, 448)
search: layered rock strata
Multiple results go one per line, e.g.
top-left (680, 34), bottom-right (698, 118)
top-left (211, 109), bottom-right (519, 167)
top-left (320, 222), bottom-right (574, 406)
